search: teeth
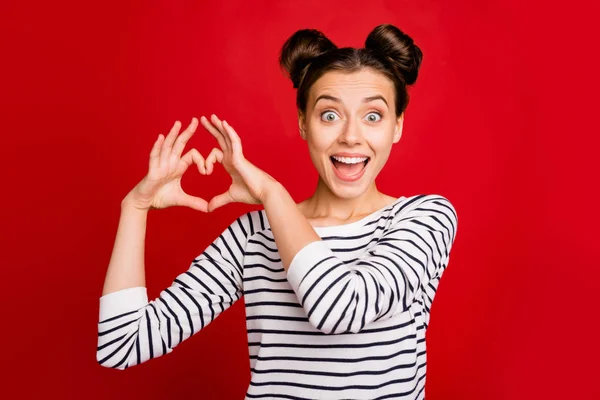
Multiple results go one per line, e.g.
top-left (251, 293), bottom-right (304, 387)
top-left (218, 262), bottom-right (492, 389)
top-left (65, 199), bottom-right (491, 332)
top-left (332, 156), bottom-right (368, 164)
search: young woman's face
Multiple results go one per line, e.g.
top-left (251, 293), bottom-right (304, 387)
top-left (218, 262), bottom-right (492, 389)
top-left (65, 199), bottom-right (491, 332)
top-left (299, 68), bottom-right (403, 199)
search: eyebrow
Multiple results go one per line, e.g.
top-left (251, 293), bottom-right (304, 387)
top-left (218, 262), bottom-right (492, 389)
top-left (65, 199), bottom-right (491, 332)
top-left (314, 94), bottom-right (389, 108)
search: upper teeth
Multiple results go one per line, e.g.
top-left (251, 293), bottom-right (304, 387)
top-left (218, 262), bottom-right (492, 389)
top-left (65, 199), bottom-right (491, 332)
top-left (332, 156), bottom-right (368, 164)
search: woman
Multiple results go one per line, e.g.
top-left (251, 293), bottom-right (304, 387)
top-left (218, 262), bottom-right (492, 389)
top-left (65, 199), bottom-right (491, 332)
top-left (97, 24), bottom-right (458, 399)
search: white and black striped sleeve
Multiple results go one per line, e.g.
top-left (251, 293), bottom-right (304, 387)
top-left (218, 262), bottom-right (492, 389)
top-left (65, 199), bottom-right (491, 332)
top-left (96, 213), bottom-right (250, 369)
top-left (286, 195), bottom-right (458, 335)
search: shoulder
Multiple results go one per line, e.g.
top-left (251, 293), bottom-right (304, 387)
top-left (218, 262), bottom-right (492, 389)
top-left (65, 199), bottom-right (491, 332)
top-left (395, 193), bottom-right (456, 213)
top-left (391, 194), bottom-right (458, 231)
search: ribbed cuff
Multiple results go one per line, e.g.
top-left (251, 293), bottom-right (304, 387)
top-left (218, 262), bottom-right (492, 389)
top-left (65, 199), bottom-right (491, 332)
top-left (99, 286), bottom-right (148, 321)
top-left (287, 240), bottom-right (333, 292)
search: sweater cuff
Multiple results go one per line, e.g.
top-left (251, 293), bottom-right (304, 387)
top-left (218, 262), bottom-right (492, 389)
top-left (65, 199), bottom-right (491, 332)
top-left (99, 286), bottom-right (148, 321)
top-left (287, 240), bottom-right (333, 292)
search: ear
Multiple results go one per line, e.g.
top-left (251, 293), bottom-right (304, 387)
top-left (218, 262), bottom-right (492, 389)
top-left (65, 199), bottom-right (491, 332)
top-left (298, 110), bottom-right (307, 140)
top-left (393, 113), bottom-right (404, 143)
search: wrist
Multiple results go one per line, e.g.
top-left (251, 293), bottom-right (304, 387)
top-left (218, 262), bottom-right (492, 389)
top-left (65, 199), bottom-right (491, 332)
top-left (260, 179), bottom-right (286, 204)
top-left (121, 193), bottom-right (151, 214)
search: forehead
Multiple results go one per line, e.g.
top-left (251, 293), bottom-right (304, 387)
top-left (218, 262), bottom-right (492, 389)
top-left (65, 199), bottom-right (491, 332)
top-left (308, 68), bottom-right (394, 104)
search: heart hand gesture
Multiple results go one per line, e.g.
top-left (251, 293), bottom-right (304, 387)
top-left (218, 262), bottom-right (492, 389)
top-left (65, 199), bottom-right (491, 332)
top-left (125, 118), bottom-right (210, 212)
top-left (125, 115), bottom-right (277, 213)
top-left (200, 114), bottom-right (277, 212)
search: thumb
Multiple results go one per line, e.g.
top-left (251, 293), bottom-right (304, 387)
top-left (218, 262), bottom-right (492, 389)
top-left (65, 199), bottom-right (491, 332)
top-left (178, 193), bottom-right (209, 212)
top-left (207, 191), bottom-right (233, 213)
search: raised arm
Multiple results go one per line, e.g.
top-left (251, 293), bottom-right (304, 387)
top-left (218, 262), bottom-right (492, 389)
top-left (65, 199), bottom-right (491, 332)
top-left (261, 185), bottom-right (457, 334)
top-left (97, 212), bottom-right (250, 369)
top-left (285, 195), bottom-right (457, 334)
top-left (97, 117), bottom-right (252, 369)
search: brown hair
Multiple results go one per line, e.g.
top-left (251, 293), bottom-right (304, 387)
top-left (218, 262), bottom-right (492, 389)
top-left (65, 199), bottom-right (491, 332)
top-left (279, 24), bottom-right (423, 117)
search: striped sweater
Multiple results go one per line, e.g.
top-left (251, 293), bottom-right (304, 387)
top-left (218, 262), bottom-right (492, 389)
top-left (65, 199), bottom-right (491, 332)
top-left (97, 194), bottom-right (458, 399)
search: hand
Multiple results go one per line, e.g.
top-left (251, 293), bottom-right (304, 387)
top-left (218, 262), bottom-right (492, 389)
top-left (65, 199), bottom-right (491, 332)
top-left (200, 114), bottom-right (278, 212)
top-left (125, 118), bottom-right (211, 212)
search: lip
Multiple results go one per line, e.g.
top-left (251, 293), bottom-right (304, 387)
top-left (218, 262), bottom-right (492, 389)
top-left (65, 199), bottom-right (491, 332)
top-left (330, 155), bottom-right (370, 182)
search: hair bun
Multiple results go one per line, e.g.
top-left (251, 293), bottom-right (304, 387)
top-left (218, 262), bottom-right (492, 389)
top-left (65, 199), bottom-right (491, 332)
top-left (279, 29), bottom-right (337, 88)
top-left (365, 24), bottom-right (423, 85)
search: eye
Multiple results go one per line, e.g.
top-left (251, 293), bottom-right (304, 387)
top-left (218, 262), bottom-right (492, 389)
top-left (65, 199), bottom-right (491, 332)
top-left (321, 111), bottom-right (339, 122)
top-left (365, 112), bottom-right (382, 122)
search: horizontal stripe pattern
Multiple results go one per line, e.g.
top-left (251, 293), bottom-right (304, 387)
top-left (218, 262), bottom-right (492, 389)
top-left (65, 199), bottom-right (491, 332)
top-left (97, 194), bottom-right (457, 400)
top-left (96, 213), bottom-right (251, 370)
top-left (286, 194), bottom-right (458, 335)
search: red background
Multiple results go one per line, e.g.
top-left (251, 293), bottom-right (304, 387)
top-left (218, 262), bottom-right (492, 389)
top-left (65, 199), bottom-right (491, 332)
top-left (1, 0), bottom-right (598, 399)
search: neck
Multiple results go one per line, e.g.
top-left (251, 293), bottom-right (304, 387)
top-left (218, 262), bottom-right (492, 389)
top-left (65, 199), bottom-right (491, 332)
top-left (302, 177), bottom-right (387, 221)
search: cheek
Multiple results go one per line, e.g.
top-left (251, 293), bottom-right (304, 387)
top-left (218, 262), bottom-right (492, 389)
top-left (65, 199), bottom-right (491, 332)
top-left (369, 133), bottom-right (395, 154)
top-left (307, 131), bottom-right (334, 153)
top-left (306, 138), bottom-right (327, 166)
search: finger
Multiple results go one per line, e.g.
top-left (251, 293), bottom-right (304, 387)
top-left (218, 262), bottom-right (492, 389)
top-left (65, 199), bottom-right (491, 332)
top-left (179, 148), bottom-right (206, 175)
top-left (149, 133), bottom-right (165, 171)
top-left (208, 191), bottom-right (233, 213)
top-left (200, 116), bottom-right (228, 152)
top-left (179, 193), bottom-right (209, 213)
top-left (160, 121), bottom-right (181, 167)
top-left (211, 114), bottom-right (232, 151)
top-left (172, 117), bottom-right (199, 158)
top-left (205, 147), bottom-right (223, 175)
top-left (222, 120), bottom-right (243, 156)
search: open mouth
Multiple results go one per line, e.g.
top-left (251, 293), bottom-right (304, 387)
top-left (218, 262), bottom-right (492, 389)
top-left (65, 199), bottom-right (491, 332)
top-left (330, 155), bottom-right (370, 181)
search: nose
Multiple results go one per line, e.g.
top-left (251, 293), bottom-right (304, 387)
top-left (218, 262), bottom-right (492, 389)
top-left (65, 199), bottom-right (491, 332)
top-left (338, 118), bottom-right (363, 146)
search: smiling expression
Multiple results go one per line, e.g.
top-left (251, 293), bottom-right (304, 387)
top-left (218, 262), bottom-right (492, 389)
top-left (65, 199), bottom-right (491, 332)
top-left (298, 68), bottom-right (404, 199)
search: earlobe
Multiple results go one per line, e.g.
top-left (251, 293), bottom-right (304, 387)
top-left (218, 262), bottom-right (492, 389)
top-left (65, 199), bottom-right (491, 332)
top-left (393, 114), bottom-right (404, 143)
top-left (298, 112), bottom-right (307, 140)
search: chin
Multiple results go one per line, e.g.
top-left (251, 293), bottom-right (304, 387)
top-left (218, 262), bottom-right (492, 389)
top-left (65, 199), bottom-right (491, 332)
top-left (327, 179), bottom-right (372, 200)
